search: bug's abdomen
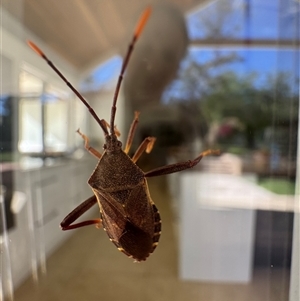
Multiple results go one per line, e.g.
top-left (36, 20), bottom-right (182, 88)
top-left (118, 222), bottom-right (154, 261)
top-left (151, 203), bottom-right (161, 253)
top-left (103, 204), bottom-right (161, 261)
top-left (96, 181), bottom-right (162, 261)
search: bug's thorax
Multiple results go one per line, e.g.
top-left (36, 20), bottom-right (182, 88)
top-left (88, 136), bottom-right (145, 191)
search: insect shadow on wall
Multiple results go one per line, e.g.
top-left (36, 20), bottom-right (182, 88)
top-left (28, 7), bottom-right (220, 262)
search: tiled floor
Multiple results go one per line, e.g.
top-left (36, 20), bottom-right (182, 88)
top-left (11, 178), bottom-right (290, 301)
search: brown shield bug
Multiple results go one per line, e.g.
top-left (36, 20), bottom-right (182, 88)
top-left (28, 7), bottom-right (219, 262)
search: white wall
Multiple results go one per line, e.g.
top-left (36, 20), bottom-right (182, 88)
top-left (87, 90), bottom-right (126, 148)
top-left (1, 9), bottom-right (78, 96)
top-left (289, 95), bottom-right (300, 301)
top-left (1, 8), bottom-right (127, 152)
top-left (0, 7), bottom-right (126, 301)
top-left (0, 8), bottom-right (96, 299)
top-left (1, 159), bottom-right (96, 299)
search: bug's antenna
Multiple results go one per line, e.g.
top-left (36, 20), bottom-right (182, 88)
top-left (27, 40), bottom-right (109, 137)
top-left (110, 7), bottom-right (151, 136)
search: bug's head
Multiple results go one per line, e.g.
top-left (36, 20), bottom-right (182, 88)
top-left (104, 134), bottom-right (122, 153)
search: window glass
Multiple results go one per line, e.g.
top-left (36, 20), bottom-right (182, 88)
top-left (18, 70), bottom-right (77, 154)
top-left (44, 85), bottom-right (69, 152)
top-left (18, 97), bottom-right (42, 153)
top-left (2, 1), bottom-right (299, 300)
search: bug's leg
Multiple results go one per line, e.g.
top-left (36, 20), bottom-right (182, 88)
top-left (145, 149), bottom-right (220, 177)
top-left (76, 129), bottom-right (102, 159)
top-left (124, 111), bottom-right (140, 154)
top-left (132, 136), bottom-right (156, 163)
top-left (60, 195), bottom-right (102, 230)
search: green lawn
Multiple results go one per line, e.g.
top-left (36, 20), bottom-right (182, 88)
top-left (258, 178), bottom-right (296, 195)
top-left (0, 152), bottom-right (15, 162)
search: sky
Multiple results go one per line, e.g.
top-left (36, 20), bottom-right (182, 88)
top-left (80, 0), bottom-right (300, 100)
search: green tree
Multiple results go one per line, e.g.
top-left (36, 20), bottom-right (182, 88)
top-left (202, 71), bottom-right (298, 149)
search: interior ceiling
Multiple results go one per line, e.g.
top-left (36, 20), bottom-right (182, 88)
top-left (2, 0), bottom-right (207, 71)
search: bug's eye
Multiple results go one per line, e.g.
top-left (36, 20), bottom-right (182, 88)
top-left (117, 141), bottom-right (122, 148)
top-left (103, 144), bottom-right (107, 149)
